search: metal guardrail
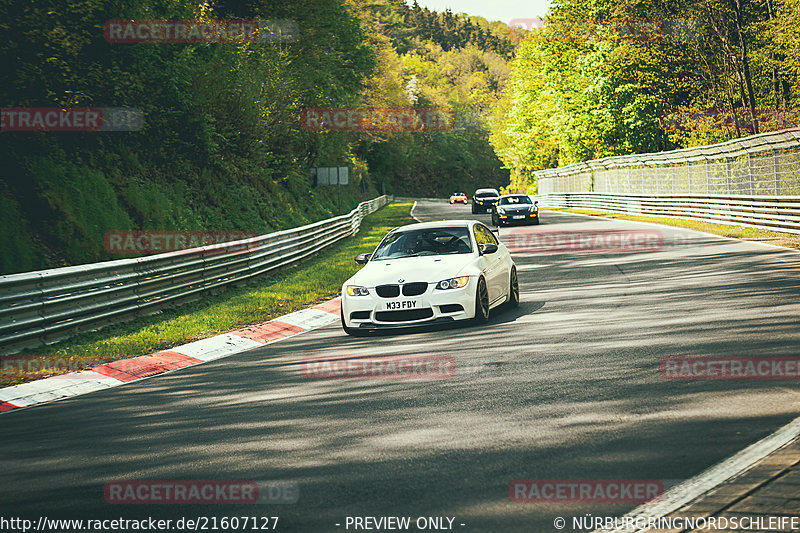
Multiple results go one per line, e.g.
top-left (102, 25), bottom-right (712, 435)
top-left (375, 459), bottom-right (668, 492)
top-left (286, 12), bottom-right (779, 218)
top-left (0, 195), bottom-right (392, 353)
top-left (530, 129), bottom-right (800, 234)
top-left (536, 129), bottom-right (800, 196)
top-left (533, 193), bottom-right (800, 234)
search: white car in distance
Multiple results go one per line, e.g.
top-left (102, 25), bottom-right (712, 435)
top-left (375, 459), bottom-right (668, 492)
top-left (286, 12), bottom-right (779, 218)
top-left (341, 220), bottom-right (518, 335)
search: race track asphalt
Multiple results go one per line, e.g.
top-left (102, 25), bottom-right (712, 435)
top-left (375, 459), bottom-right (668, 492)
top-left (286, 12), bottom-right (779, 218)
top-left (1, 201), bottom-right (799, 532)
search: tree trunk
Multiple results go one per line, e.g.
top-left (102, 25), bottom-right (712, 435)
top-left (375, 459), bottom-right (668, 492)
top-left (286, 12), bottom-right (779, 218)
top-left (764, 0), bottom-right (790, 119)
top-left (730, 0), bottom-right (758, 133)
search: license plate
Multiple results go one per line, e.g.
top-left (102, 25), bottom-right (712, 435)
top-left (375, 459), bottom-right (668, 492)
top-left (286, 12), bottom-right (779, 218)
top-left (513, 215), bottom-right (525, 219)
top-left (386, 300), bottom-right (418, 310)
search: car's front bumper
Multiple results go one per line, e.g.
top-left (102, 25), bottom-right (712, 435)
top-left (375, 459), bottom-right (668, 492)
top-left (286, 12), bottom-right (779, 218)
top-left (353, 316), bottom-right (458, 330)
top-left (496, 212), bottom-right (539, 225)
top-left (342, 279), bottom-right (476, 329)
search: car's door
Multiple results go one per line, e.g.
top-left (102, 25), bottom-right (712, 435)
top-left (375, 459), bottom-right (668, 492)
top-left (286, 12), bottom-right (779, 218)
top-left (474, 223), bottom-right (506, 304)
top-left (494, 233), bottom-right (514, 297)
top-left (485, 225), bottom-right (511, 302)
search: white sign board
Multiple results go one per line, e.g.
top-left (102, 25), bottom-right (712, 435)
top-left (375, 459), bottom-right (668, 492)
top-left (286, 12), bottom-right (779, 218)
top-left (311, 166), bottom-right (349, 186)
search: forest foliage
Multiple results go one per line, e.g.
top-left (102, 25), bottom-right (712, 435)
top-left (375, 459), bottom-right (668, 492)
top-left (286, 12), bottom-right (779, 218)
top-left (5, 0), bottom-right (790, 272)
top-left (491, 0), bottom-right (800, 193)
top-left (0, 0), bottom-right (512, 273)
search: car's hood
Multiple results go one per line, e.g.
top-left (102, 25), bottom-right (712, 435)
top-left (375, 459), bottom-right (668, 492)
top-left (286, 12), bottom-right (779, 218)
top-left (348, 254), bottom-right (475, 287)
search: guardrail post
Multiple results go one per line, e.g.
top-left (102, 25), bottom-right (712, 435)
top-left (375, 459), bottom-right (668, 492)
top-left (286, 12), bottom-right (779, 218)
top-left (655, 163), bottom-right (660, 195)
top-left (640, 162), bottom-right (645, 194)
top-left (671, 165), bottom-right (676, 194)
top-left (726, 157), bottom-right (732, 194)
top-left (627, 164), bottom-right (632, 193)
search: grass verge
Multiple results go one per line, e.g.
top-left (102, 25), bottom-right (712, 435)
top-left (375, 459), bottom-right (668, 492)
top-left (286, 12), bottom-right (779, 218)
top-left (1, 202), bottom-right (414, 387)
top-left (544, 208), bottom-right (800, 250)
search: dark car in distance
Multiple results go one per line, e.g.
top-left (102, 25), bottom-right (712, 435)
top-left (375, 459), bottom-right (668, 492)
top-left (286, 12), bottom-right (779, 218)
top-left (472, 188), bottom-right (500, 214)
top-left (491, 194), bottom-right (539, 226)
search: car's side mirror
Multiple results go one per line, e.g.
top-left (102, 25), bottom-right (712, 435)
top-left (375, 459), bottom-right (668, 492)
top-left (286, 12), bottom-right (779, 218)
top-left (534, 200), bottom-right (539, 206)
top-left (479, 243), bottom-right (498, 255)
top-left (354, 253), bottom-right (371, 264)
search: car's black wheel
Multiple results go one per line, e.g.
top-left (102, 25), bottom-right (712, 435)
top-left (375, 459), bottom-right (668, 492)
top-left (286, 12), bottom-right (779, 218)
top-left (341, 308), bottom-right (368, 336)
top-left (472, 277), bottom-right (490, 324)
top-left (491, 213), bottom-right (499, 226)
top-left (471, 204), bottom-right (478, 214)
top-left (531, 219), bottom-right (540, 225)
top-left (507, 267), bottom-right (519, 308)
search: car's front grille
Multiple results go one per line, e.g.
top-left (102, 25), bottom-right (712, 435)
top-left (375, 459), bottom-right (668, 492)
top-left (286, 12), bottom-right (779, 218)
top-left (439, 304), bottom-right (464, 313)
top-left (402, 282), bottom-right (428, 296)
top-left (377, 283), bottom-right (428, 298)
top-left (374, 309), bottom-right (434, 322)
top-left (350, 311), bottom-right (370, 320)
top-left (376, 284), bottom-right (401, 298)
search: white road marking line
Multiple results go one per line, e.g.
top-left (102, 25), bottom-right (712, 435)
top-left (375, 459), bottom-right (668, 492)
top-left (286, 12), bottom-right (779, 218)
top-left (595, 414), bottom-right (800, 532)
top-left (278, 308), bottom-right (339, 329)
top-left (171, 334), bottom-right (262, 362)
top-left (411, 200), bottom-right (422, 222)
top-left (515, 264), bottom-right (550, 270)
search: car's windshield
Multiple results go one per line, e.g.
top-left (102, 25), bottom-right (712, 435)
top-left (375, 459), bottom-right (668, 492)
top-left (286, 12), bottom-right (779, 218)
top-left (372, 227), bottom-right (473, 259)
top-left (499, 195), bottom-right (533, 205)
top-left (475, 190), bottom-right (499, 198)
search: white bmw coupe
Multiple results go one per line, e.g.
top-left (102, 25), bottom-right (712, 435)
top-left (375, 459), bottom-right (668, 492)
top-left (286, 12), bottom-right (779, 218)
top-left (341, 220), bottom-right (518, 335)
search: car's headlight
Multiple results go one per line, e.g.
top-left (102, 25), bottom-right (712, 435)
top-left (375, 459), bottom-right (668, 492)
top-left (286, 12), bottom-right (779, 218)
top-left (496, 207), bottom-right (506, 214)
top-left (436, 276), bottom-right (469, 290)
top-left (346, 285), bottom-right (369, 296)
